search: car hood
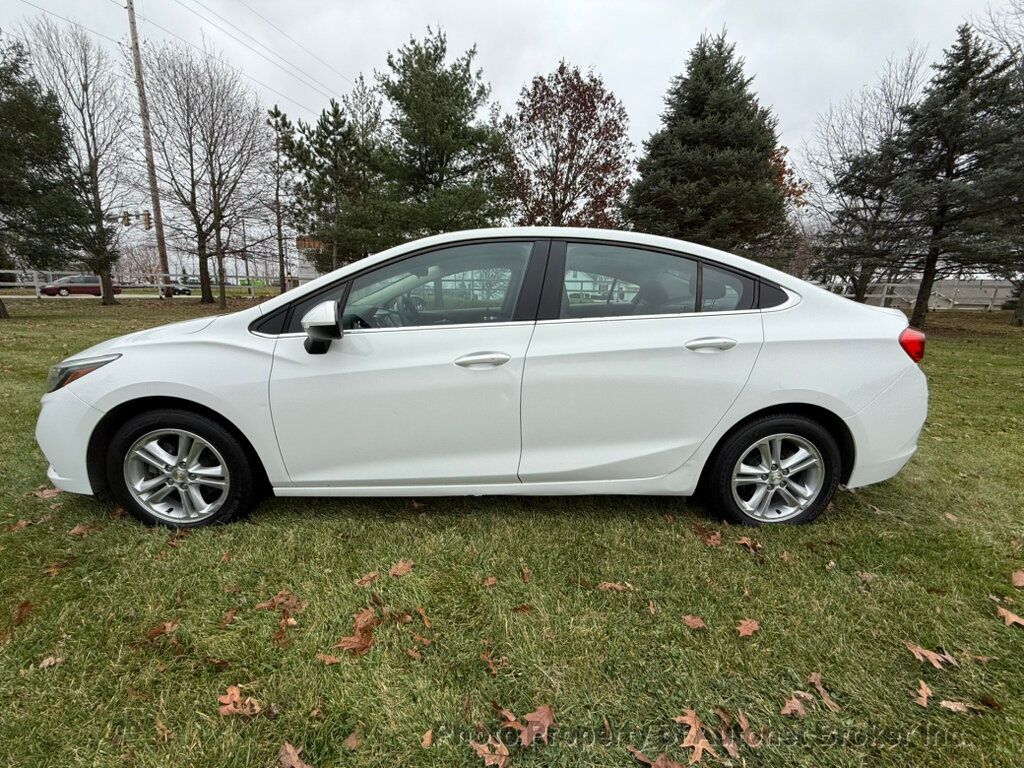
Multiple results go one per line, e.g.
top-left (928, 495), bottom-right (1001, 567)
top-left (68, 315), bottom-right (220, 361)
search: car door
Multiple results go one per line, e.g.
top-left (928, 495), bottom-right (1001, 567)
top-left (519, 240), bottom-right (764, 483)
top-left (269, 239), bottom-right (547, 487)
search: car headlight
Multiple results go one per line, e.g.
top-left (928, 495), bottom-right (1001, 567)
top-left (46, 354), bottom-right (121, 393)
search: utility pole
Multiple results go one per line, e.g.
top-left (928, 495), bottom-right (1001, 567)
top-left (125, 0), bottom-right (171, 298)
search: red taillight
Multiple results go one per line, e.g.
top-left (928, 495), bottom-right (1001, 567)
top-left (899, 327), bottom-right (926, 362)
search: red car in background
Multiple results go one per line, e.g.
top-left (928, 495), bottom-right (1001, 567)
top-left (40, 275), bottom-right (123, 297)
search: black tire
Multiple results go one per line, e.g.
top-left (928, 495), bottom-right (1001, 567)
top-left (106, 408), bottom-right (258, 528)
top-left (704, 413), bottom-right (841, 526)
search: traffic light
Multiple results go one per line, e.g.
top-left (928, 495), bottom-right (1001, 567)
top-left (142, 210), bottom-right (151, 229)
top-left (121, 211), bottom-right (131, 226)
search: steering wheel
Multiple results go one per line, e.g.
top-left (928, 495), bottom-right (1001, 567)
top-left (398, 295), bottom-right (421, 325)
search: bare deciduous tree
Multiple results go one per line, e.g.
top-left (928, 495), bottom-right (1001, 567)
top-left (146, 43), bottom-right (267, 307)
top-left (24, 15), bottom-right (133, 305)
top-left (799, 48), bottom-right (926, 301)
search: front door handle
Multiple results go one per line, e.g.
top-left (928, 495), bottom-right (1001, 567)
top-left (454, 351), bottom-right (512, 368)
top-left (684, 337), bottom-right (737, 352)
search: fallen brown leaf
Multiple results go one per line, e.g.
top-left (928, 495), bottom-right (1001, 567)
top-left (342, 731), bottom-right (361, 750)
top-left (470, 736), bottom-right (509, 767)
top-left (481, 650), bottom-right (500, 676)
top-left (515, 704), bottom-right (556, 747)
top-left (315, 653), bottom-right (342, 665)
top-left (521, 566), bottom-right (532, 583)
top-left (647, 599), bottom-right (657, 616)
top-left (5, 519), bottom-right (30, 533)
top-left (277, 742), bottom-right (314, 768)
top-left (354, 571), bottom-right (379, 588)
top-left (254, 590), bottom-right (308, 614)
top-left (482, 576), bottom-right (497, 588)
top-left (675, 708), bottom-right (717, 764)
top-left (737, 709), bottom-right (762, 749)
top-left (166, 530), bottom-right (191, 548)
top-left (416, 606), bottom-right (432, 628)
top-left (915, 680), bottom-right (932, 708)
top-left (905, 641), bottom-right (958, 669)
top-left (692, 523), bottom-right (722, 547)
top-left (939, 699), bottom-right (985, 714)
top-left (33, 486), bottom-right (61, 500)
top-left (146, 618), bottom-right (180, 640)
top-left (1013, 569), bottom-right (1024, 589)
top-left (217, 685), bottom-right (262, 717)
top-left (807, 671), bottom-right (841, 712)
top-left (68, 522), bottom-right (99, 538)
top-left (997, 606), bottom-right (1024, 628)
top-left (331, 606), bottom-right (379, 656)
top-left (39, 655), bottom-right (63, 669)
top-left (944, 512), bottom-right (959, 523)
top-left (405, 647), bottom-right (423, 661)
top-left (14, 601), bottom-right (32, 626)
top-left (736, 536), bottom-right (763, 555)
top-left (219, 608), bottom-right (238, 628)
top-left (715, 707), bottom-right (740, 759)
top-left (155, 716), bottom-right (172, 743)
top-left (421, 729), bottom-right (433, 749)
top-left (737, 618), bottom-right (760, 637)
top-left (682, 614), bottom-right (707, 630)
top-left (598, 581), bottom-right (628, 592)
top-left (512, 604), bottom-right (534, 613)
top-left (780, 691), bottom-right (813, 718)
top-left (389, 559), bottom-right (414, 578)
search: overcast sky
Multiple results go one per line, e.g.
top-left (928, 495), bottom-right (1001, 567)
top-left (3, 0), bottom-right (1012, 156)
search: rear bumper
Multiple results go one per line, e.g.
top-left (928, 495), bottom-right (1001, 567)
top-left (35, 387), bottom-right (104, 495)
top-left (844, 366), bottom-right (928, 488)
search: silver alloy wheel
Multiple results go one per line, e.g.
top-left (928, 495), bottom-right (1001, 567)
top-left (123, 428), bottom-right (230, 523)
top-left (730, 432), bottom-right (824, 522)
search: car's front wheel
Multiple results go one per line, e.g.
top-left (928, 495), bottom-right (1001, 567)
top-left (107, 409), bottom-right (257, 527)
top-left (705, 414), bottom-right (841, 525)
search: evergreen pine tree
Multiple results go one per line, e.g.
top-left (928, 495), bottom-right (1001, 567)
top-left (892, 24), bottom-right (1020, 328)
top-left (0, 39), bottom-right (88, 320)
top-left (623, 32), bottom-right (794, 258)
top-left (376, 28), bottom-right (510, 237)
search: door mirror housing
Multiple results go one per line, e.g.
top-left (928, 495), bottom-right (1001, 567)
top-left (301, 300), bottom-right (342, 354)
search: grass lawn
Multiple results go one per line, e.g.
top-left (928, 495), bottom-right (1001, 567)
top-left (1, 300), bottom-right (1023, 768)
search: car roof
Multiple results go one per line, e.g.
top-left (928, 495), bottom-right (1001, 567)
top-left (255, 227), bottom-right (808, 316)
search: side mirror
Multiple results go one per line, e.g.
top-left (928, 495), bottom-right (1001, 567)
top-left (301, 300), bottom-right (342, 354)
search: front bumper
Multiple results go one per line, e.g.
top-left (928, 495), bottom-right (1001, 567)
top-left (35, 387), bottom-right (105, 495)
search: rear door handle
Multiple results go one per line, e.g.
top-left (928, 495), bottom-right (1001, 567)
top-left (454, 351), bottom-right (512, 368)
top-left (684, 337), bottom-right (737, 352)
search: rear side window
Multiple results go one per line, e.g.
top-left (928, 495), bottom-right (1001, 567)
top-left (701, 265), bottom-right (755, 312)
top-left (560, 243), bottom-right (698, 319)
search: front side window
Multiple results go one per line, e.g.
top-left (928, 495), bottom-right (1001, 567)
top-left (342, 241), bottom-right (533, 329)
top-left (560, 243), bottom-right (698, 319)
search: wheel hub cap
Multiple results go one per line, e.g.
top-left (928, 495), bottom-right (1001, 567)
top-left (730, 432), bottom-right (825, 522)
top-left (123, 428), bottom-right (230, 523)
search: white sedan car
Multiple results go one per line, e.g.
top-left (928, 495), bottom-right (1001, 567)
top-left (36, 228), bottom-right (928, 527)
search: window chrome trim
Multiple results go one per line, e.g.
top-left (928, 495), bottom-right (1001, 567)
top-left (535, 287), bottom-right (800, 326)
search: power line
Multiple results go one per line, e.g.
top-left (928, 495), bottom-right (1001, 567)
top-left (169, 0), bottom-right (335, 101)
top-left (17, 0), bottom-right (125, 46)
top-left (103, 0), bottom-right (319, 117)
top-left (230, 0), bottom-right (354, 86)
top-left (183, 0), bottom-right (341, 96)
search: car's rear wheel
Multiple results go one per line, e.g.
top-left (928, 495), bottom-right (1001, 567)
top-left (58, 288), bottom-right (70, 296)
top-left (107, 409), bottom-right (257, 527)
top-left (705, 414), bottom-right (841, 525)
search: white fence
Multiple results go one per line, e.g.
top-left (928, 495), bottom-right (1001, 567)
top-left (840, 279), bottom-right (1015, 312)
